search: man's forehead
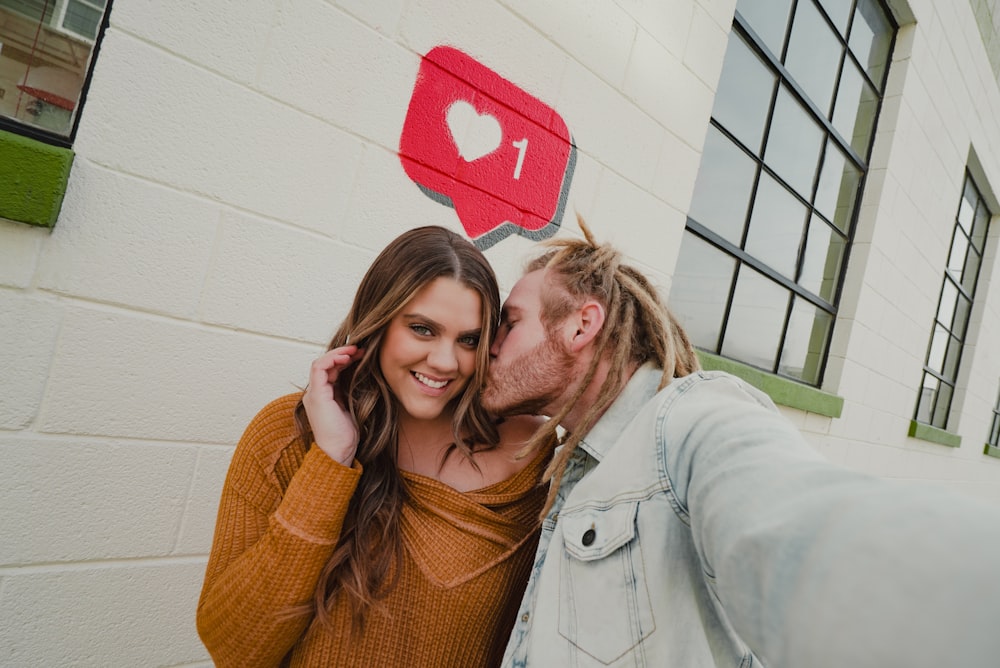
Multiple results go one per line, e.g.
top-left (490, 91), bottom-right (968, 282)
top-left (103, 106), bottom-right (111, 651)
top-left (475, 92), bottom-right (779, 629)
top-left (505, 270), bottom-right (546, 309)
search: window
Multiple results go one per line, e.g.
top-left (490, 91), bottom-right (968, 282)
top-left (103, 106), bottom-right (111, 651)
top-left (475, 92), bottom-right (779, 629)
top-left (915, 173), bottom-right (992, 429)
top-left (989, 385), bottom-right (1000, 449)
top-left (0, 0), bottom-right (110, 145)
top-left (671, 0), bottom-right (896, 385)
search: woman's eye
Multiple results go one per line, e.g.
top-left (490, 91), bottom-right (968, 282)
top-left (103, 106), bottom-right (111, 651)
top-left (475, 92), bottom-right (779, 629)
top-left (409, 324), bottom-right (432, 336)
top-left (459, 335), bottom-right (481, 347)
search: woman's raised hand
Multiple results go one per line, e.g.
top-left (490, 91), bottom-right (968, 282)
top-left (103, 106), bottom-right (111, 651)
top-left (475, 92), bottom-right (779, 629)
top-left (302, 345), bottom-right (364, 466)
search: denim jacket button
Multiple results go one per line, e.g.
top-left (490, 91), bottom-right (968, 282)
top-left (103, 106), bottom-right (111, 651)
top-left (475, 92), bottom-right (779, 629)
top-left (582, 528), bottom-right (596, 546)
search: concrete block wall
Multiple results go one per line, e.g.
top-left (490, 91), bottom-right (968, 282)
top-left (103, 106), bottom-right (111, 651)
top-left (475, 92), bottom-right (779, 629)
top-left (0, 0), bottom-right (735, 664)
top-left (3, 0), bottom-right (1000, 664)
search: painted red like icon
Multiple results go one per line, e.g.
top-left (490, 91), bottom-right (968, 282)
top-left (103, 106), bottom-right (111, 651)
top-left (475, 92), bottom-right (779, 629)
top-left (399, 46), bottom-right (575, 249)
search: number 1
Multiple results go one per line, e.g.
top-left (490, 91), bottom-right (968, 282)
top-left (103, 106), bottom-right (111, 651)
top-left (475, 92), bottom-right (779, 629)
top-left (512, 138), bottom-right (528, 180)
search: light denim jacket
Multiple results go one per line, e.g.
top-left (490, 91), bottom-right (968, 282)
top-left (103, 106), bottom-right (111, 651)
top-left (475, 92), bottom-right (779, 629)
top-left (502, 367), bottom-right (1000, 667)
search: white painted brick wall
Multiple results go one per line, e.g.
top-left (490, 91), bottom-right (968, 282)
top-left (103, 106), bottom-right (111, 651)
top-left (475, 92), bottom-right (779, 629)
top-left (2, 0), bottom-right (1000, 665)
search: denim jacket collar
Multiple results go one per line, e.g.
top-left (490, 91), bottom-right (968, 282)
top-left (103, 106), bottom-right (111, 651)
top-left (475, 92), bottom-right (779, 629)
top-left (577, 363), bottom-right (663, 463)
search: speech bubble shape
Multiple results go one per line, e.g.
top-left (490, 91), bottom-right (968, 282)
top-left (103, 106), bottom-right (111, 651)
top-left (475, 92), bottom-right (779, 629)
top-left (399, 46), bottom-right (575, 249)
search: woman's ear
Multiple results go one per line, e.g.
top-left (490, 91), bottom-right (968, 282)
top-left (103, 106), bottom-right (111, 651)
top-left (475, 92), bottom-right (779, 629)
top-left (568, 300), bottom-right (605, 353)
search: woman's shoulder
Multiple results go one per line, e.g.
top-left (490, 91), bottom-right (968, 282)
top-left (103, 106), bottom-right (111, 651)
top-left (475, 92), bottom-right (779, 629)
top-left (235, 392), bottom-right (306, 462)
top-left (242, 392), bottom-right (304, 438)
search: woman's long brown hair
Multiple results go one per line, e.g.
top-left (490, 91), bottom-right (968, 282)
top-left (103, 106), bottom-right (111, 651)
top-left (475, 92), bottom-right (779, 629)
top-left (292, 226), bottom-right (501, 627)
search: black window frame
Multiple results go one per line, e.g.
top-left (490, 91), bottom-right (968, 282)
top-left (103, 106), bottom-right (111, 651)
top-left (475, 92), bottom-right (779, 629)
top-left (914, 171), bottom-right (993, 430)
top-left (676, 0), bottom-right (898, 387)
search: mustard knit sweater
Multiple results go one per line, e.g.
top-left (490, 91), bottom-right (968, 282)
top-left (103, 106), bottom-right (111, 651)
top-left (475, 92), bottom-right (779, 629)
top-left (197, 393), bottom-right (548, 667)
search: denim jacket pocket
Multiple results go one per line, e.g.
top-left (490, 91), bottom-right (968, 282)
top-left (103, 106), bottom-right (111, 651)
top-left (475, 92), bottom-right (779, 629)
top-left (558, 502), bottom-right (655, 664)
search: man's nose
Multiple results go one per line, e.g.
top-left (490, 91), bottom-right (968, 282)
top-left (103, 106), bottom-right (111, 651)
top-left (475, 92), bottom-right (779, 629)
top-left (489, 328), bottom-right (507, 358)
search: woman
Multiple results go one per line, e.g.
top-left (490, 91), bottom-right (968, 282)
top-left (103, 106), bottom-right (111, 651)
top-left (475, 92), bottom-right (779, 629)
top-left (196, 226), bottom-right (552, 667)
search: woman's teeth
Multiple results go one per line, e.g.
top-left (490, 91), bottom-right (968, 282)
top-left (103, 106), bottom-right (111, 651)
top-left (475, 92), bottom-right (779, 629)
top-left (414, 372), bottom-right (448, 389)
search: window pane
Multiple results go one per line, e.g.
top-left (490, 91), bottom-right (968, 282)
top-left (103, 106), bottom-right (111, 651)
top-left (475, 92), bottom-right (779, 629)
top-left (926, 324), bottom-right (948, 374)
top-left (779, 296), bottom-right (832, 383)
top-left (957, 182), bottom-right (977, 232)
top-left (689, 126), bottom-right (758, 246)
top-left (990, 392), bottom-right (1000, 446)
top-left (764, 85), bottom-right (825, 197)
top-left (961, 240), bottom-right (982, 295)
top-left (0, 0), bottom-right (107, 137)
top-left (951, 294), bottom-right (971, 340)
top-left (712, 29), bottom-right (777, 154)
top-left (736, 0), bottom-right (794, 58)
top-left (832, 61), bottom-right (879, 156)
top-left (971, 200), bottom-right (989, 249)
top-left (785, 0), bottom-right (844, 116)
top-left (931, 381), bottom-right (953, 428)
top-left (817, 0), bottom-right (851, 33)
top-left (937, 279), bottom-right (958, 329)
top-left (799, 214), bottom-right (845, 302)
top-left (947, 230), bottom-right (969, 281)
top-left (814, 139), bottom-right (861, 231)
top-left (848, 0), bottom-right (893, 87)
top-left (721, 267), bottom-right (789, 371)
top-left (942, 332), bottom-right (962, 379)
top-left (745, 172), bottom-right (809, 279)
top-left (671, 232), bottom-right (737, 352)
top-left (63, 1), bottom-right (102, 41)
top-left (915, 373), bottom-right (938, 423)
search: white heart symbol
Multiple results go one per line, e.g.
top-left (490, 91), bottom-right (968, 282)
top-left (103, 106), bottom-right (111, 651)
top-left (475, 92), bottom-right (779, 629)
top-left (446, 100), bottom-right (502, 162)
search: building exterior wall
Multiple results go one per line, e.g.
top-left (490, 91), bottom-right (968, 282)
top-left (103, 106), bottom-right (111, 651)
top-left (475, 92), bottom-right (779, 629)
top-left (1, 0), bottom-right (998, 664)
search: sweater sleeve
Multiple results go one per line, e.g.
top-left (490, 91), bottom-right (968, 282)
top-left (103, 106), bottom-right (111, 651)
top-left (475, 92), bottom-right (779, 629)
top-left (196, 397), bottom-right (361, 668)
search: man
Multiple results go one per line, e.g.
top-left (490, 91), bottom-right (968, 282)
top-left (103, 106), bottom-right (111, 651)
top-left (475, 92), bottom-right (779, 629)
top-left (482, 220), bottom-right (1000, 667)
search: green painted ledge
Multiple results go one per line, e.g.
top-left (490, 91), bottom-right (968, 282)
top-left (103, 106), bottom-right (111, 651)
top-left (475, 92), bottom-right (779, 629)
top-left (696, 351), bottom-right (844, 418)
top-left (984, 444), bottom-right (1000, 459)
top-left (908, 420), bottom-right (962, 448)
top-left (0, 129), bottom-right (74, 228)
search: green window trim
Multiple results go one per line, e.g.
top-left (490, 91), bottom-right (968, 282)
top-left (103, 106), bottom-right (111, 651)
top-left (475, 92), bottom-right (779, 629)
top-left (0, 129), bottom-right (74, 228)
top-left (907, 420), bottom-right (962, 448)
top-left (984, 444), bottom-right (1000, 459)
top-left (696, 350), bottom-right (844, 418)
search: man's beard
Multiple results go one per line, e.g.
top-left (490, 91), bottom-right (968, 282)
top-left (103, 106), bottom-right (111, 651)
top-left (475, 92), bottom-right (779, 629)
top-left (482, 332), bottom-right (575, 417)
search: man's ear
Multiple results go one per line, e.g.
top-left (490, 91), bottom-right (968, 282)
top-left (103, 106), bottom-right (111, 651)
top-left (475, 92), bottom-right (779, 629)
top-left (568, 300), bottom-right (605, 353)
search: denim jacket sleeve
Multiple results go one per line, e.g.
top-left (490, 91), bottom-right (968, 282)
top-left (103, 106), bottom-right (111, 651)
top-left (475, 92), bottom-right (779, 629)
top-left (661, 372), bottom-right (1000, 668)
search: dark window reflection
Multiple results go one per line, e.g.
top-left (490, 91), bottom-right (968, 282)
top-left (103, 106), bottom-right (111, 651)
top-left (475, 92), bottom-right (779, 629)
top-left (745, 171), bottom-right (809, 280)
top-left (814, 139), bottom-right (861, 232)
top-left (779, 297), bottom-right (833, 384)
top-left (785, 0), bottom-right (843, 115)
top-left (722, 267), bottom-right (789, 371)
top-left (671, 232), bottom-right (737, 352)
top-left (712, 28), bottom-right (777, 155)
top-left (688, 126), bottom-right (758, 246)
top-left (799, 213), bottom-right (845, 302)
top-left (765, 85), bottom-right (825, 198)
top-left (735, 0), bottom-right (795, 59)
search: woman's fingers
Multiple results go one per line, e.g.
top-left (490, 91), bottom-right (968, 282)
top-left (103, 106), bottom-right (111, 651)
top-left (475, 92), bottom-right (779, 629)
top-left (309, 345), bottom-right (361, 387)
top-left (303, 345), bottom-right (364, 466)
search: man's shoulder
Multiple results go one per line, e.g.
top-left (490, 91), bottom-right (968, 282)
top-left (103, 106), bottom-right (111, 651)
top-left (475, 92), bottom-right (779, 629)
top-left (654, 370), bottom-right (776, 411)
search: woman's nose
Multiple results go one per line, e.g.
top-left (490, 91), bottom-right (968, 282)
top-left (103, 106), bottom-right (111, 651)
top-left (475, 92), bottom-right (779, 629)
top-left (427, 341), bottom-right (459, 373)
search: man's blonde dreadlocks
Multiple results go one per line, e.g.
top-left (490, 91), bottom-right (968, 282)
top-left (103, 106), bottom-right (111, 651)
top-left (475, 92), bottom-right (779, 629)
top-left (520, 214), bottom-right (701, 519)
